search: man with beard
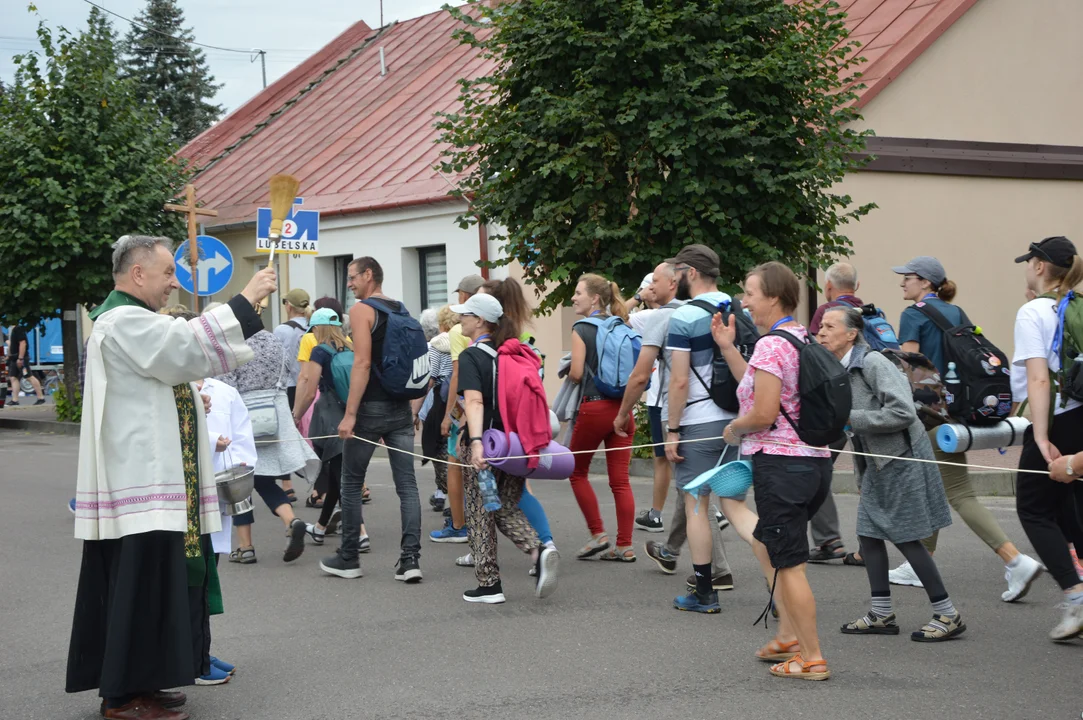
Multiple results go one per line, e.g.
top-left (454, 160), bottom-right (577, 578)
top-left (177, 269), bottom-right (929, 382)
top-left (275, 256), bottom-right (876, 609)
top-left (660, 244), bottom-right (736, 612)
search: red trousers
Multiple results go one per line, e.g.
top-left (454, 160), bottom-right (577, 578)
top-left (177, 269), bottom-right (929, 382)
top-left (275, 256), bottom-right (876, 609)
top-left (568, 398), bottom-right (635, 547)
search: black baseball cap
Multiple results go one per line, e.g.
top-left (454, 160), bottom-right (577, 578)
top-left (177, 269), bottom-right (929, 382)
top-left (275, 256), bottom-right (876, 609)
top-left (665, 244), bottom-right (720, 277)
top-left (1014, 236), bottom-right (1077, 269)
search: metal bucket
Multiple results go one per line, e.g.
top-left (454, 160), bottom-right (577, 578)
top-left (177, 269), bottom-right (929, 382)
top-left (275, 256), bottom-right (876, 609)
top-left (216, 464), bottom-right (255, 516)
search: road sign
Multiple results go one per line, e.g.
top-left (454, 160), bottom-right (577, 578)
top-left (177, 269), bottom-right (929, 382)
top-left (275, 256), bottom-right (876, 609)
top-left (175, 235), bottom-right (234, 297)
top-left (256, 197), bottom-right (320, 255)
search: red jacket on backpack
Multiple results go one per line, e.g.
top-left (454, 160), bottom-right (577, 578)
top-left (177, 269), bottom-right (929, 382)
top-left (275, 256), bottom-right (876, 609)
top-left (496, 338), bottom-right (551, 470)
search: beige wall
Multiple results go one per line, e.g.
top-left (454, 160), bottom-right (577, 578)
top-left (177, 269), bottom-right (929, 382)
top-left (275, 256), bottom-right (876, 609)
top-left (853, 0), bottom-right (1083, 146)
top-left (817, 172), bottom-right (1083, 358)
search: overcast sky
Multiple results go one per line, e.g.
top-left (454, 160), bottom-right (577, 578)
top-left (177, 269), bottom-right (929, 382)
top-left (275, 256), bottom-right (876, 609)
top-left (2, 0), bottom-right (452, 112)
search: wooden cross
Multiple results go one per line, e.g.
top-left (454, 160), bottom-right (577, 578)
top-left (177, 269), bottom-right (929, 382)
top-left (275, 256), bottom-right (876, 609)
top-left (165, 184), bottom-right (218, 310)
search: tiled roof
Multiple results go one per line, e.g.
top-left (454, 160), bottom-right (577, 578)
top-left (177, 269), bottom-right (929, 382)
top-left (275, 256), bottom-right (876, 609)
top-left (181, 1), bottom-right (977, 226)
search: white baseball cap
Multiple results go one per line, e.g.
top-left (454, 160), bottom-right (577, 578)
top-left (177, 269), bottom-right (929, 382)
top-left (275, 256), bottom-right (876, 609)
top-left (638, 273), bottom-right (655, 291)
top-left (450, 293), bottom-right (503, 323)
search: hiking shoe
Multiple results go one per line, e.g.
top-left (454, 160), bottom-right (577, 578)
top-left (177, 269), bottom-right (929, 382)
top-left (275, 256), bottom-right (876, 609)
top-left (456, 553), bottom-right (475, 567)
top-left (320, 553), bottom-right (362, 579)
top-left (673, 590), bottom-right (721, 613)
top-left (429, 493), bottom-right (446, 512)
top-left (685, 572), bottom-right (734, 591)
top-left (634, 510), bottom-right (664, 533)
top-left (535, 546), bottom-right (559, 599)
top-left (324, 509), bottom-right (342, 535)
top-left (645, 541), bottom-right (677, 574)
top-left (911, 613), bottom-right (966, 642)
top-left (841, 612), bottom-right (900, 635)
top-left (430, 522), bottom-right (469, 543)
top-left (1002, 554), bottom-right (1043, 602)
top-left (888, 562), bottom-right (923, 588)
top-left (195, 665), bottom-right (231, 685)
top-left (305, 523), bottom-right (325, 545)
top-left (464, 582), bottom-right (505, 604)
top-left (395, 557), bottom-right (423, 583)
top-left (284, 518), bottom-right (306, 562)
top-left (1050, 601), bottom-right (1083, 642)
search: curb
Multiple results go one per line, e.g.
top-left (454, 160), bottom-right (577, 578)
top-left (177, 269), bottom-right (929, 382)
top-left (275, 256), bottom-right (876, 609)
top-left (0, 417), bottom-right (81, 437)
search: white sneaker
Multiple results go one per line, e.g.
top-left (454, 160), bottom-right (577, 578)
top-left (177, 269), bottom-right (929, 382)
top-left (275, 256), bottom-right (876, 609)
top-left (1050, 601), bottom-right (1083, 641)
top-left (529, 542), bottom-right (557, 576)
top-left (1001, 554), bottom-right (1043, 602)
top-left (455, 552), bottom-right (475, 567)
top-left (888, 562), bottom-right (924, 588)
top-left (534, 546), bottom-right (560, 598)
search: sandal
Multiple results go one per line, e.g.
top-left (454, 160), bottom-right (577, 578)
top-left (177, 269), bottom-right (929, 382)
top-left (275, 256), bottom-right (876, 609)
top-left (598, 547), bottom-right (636, 562)
top-left (285, 488), bottom-right (297, 504)
top-left (808, 539), bottom-right (845, 563)
top-left (911, 613), bottom-right (966, 642)
top-left (576, 534), bottom-right (610, 559)
top-left (755, 637), bottom-right (799, 662)
top-left (769, 653), bottom-right (831, 681)
top-left (841, 612), bottom-right (900, 635)
top-left (362, 486), bottom-right (372, 504)
top-left (305, 495), bottom-right (324, 509)
top-left (843, 552), bottom-right (865, 567)
top-left (229, 546), bottom-right (257, 564)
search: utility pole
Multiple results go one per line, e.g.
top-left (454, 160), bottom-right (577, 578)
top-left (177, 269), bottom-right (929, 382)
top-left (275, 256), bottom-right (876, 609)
top-left (380, 0), bottom-right (383, 28)
top-left (251, 49), bottom-right (267, 89)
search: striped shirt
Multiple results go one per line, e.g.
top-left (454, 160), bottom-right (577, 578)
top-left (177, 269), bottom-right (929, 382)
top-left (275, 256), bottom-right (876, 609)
top-left (665, 291), bottom-right (736, 426)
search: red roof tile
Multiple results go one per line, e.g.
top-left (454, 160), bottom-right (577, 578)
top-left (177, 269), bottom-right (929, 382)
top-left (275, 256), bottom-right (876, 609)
top-left (180, 1), bottom-right (978, 225)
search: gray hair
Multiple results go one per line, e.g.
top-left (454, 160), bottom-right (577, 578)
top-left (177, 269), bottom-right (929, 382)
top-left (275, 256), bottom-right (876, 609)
top-left (419, 308), bottom-right (440, 341)
top-left (825, 262), bottom-right (858, 292)
top-left (112, 235), bottom-right (174, 276)
top-left (824, 305), bottom-right (865, 343)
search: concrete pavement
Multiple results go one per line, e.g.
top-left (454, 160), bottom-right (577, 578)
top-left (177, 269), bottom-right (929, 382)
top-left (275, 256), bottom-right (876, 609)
top-left (0, 430), bottom-right (1079, 720)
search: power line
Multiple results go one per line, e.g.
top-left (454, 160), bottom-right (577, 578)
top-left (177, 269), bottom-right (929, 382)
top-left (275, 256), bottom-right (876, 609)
top-left (82, 0), bottom-right (261, 55)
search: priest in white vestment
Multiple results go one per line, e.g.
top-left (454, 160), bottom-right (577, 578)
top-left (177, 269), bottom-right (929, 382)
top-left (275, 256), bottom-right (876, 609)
top-left (66, 235), bottom-right (277, 720)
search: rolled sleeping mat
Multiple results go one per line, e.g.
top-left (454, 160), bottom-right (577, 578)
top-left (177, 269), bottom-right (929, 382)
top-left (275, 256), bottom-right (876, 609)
top-left (936, 417), bottom-right (1031, 454)
top-left (482, 429), bottom-right (575, 480)
top-left (682, 459), bottom-right (754, 499)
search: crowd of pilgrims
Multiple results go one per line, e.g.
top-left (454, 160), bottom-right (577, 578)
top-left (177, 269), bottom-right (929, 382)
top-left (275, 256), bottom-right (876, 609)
top-left (67, 234), bottom-right (1083, 718)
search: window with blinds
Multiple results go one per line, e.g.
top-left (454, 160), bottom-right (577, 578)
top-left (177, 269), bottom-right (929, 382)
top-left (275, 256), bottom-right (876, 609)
top-left (419, 246), bottom-right (448, 309)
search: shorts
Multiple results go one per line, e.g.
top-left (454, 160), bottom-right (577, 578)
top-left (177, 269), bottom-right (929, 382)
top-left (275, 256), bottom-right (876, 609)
top-left (674, 420), bottom-right (732, 497)
top-left (648, 406), bottom-right (665, 458)
top-left (751, 452), bottom-right (832, 569)
top-left (6, 356), bottom-right (26, 380)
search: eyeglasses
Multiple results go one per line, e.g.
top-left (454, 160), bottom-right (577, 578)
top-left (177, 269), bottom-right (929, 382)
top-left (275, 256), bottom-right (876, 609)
top-left (902, 274), bottom-right (920, 281)
top-left (347, 274), bottom-right (360, 282)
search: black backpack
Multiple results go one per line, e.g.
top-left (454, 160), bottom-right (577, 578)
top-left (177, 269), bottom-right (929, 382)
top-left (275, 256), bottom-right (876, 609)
top-left (913, 303), bottom-right (1012, 426)
top-left (769, 330), bottom-right (851, 447)
top-left (686, 298), bottom-right (760, 412)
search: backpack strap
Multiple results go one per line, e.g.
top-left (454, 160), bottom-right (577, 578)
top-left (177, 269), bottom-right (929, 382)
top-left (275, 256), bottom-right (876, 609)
top-left (285, 320), bottom-right (305, 331)
top-left (474, 342), bottom-right (499, 428)
top-left (767, 329), bottom-right (808, 437)
top-left (911, 302), bottom-right (957, 333)
top-left (684, 299), bottom-right (725, 404)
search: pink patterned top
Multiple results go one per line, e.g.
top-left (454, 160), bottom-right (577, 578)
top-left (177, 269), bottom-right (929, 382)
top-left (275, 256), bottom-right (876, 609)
top-left (736, 326), bottom-right (831, 458)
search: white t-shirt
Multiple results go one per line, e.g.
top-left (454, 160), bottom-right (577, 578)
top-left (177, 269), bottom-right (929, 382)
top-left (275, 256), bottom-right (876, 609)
top-left (1012, 297), bottom-right (1082, 415)
top-left (629, 309), bottom-right (660, 406)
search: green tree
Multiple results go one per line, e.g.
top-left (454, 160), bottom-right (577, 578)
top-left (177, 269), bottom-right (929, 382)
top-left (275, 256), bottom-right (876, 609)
top-left (121, 0), bottom-right (223, 145)
top-left (0, 6), bottom-right (187, 412)
top-left (438, 0), bottom-right (874, 311)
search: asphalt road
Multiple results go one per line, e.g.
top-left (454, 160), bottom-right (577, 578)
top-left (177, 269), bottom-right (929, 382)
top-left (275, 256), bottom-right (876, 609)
top-left (1, 431), bottom-right (1079, 720)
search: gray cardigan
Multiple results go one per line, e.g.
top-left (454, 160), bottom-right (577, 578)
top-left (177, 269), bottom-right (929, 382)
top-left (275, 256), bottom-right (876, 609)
top-left (846, 344), bottom-right (931, 472)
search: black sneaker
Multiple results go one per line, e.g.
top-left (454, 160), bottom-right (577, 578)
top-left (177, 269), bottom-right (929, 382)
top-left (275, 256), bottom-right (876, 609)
top-left (33, 398), bottom-right (46, 406)
top-left (644, 541), bottom-right (677, 574)
top-left (283, 518), bottom-right (306, 562)
top-left (320, 553), bottom-right (362, 579)
top-left (395, 557), bottom-right (423, 583)
top-left (686, 572), bottom-right (734, 591)
top-left (715, 510), bottom-right (730, 532)
top-left (324, 509), bottom-right (342, 536)
top-left (634, 510), bottom-right (664, 533)
top-left (463, 582), bottom-right (505, 604)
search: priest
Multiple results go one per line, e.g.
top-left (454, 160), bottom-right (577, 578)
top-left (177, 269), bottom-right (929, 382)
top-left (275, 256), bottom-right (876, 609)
top-left (66, 235), bottom-right (277, 720)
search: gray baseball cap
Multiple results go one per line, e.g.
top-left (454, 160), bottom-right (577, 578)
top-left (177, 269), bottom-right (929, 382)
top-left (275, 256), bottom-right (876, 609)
top-left (456, 274), bottom-right (486, 295)
top-left (892, 256), bottom-right (946, 287)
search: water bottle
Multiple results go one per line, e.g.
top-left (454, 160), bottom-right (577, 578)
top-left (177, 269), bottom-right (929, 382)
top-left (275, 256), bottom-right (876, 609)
top-left (944, 361), bottom-right (961, 406)
top-left (478, 468), bottom-right (502, 512)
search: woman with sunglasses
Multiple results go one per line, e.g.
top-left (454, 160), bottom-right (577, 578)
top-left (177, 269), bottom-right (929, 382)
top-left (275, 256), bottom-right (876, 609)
top-left (892, 257), bottom-right (1041, 600)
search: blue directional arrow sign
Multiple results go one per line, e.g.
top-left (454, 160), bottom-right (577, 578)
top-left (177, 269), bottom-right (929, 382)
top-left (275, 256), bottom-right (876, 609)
top-left (256, 197), bottom-right (320, 255)
top-left (175, 235), bottom-right (234, 297)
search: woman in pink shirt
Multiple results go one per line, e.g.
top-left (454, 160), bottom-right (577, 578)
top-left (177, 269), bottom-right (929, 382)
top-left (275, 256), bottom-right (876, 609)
top-left (712, 261), bottom-right (831, 681)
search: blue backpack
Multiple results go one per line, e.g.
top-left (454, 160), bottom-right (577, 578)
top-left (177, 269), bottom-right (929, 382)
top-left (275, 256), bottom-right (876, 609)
top-left (832, 302), bottom-right (900, 351)
top-left (316, 343), bottom-right (355, 404)
top-left (362, 298), bottom-right (431, 400)
top-left (574, 315), bottom-right (642, 399)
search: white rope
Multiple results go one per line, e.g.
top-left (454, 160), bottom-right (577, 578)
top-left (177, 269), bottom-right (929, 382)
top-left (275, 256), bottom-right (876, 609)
top-left (256, 431), bottom-right (1055, 476)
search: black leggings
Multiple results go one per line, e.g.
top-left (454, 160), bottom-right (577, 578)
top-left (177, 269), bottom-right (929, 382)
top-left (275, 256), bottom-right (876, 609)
top-left (1017, 404), bottom-right (1083, 590)
top-left (860, 536), bottom-right (949, 602)
top-left (317, 455), bottom-right (342, 528)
